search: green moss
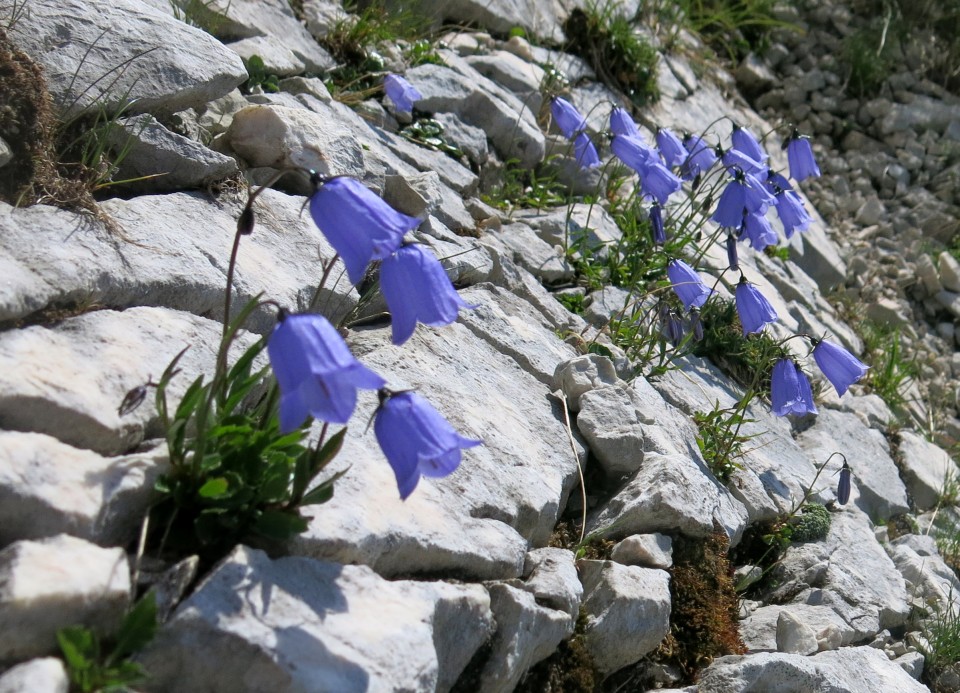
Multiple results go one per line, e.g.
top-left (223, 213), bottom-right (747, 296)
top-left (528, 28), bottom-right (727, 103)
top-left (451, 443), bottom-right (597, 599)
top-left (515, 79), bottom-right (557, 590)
top-left (790, 502), bottom-right (831, 543)
top-left (516, 610), bottom-right (599, 693)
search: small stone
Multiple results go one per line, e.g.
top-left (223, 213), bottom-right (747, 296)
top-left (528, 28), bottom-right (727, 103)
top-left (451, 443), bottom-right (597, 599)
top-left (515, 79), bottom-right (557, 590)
top-left (939, 252), bottom-right (960, 292)
top-left (776, 611), bottom-right (818, 655)
top-left (610, 534), bottom-right (673, 569)
top-left (553, 355), bottom-right (621, 413)
top-left (0, 658), bottom-right (68, 693)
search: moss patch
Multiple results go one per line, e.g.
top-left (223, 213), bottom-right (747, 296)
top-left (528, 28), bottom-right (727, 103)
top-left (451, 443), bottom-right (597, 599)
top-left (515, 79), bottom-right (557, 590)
top-left (516, 610), bottom-right (599, 693)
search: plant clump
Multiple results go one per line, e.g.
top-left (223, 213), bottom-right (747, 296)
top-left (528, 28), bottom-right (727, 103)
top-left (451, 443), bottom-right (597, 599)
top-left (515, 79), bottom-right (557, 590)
top-left (790, 502), bottom-right (832, 542)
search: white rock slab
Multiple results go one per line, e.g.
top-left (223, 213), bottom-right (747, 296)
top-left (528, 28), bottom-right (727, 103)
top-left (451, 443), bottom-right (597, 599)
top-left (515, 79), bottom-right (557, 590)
top-left (888, 534), bottom-right (960, 614)
top-left (139, 546), bottom-right (493, 693)
top-left (0, 658), bottom-right (69, 693)
top-left (478, 584), bottom-right (572, 693)
top-left (576, 385), bottom-right (647, 478)
top-left (578, 560), bottom-right (671, 675)
top-left (520, 548), bottom-right (582, 621)
top-left (288, 323), bottom-right (581, 579)
top-left (740, 603), bottom-right (855, 652)
top-left (896, 430), bottom-right (956, 511)
top-left (610, 533), bottom-right (673, 569)
top-left (10, 0), bottom-right (247, 117)
top-left (480, 223), bottom-right (575, 285)
top-left (697, 646), bottom-right (928, 693)
top-left (0, 307), bottom-right (258, 456)
top-left (0, 431), bottom-right (166, 546)
top-left (0, 535), bottom-right (130, 664)
top-left (553, 354), bottom-right (621, 413)
top-left (776, 610), bottom-right (818, 655)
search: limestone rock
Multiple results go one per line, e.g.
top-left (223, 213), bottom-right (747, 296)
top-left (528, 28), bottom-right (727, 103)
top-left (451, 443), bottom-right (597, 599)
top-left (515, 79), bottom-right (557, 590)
top-left (553, 355), bottom-right (621, 413)
top-left (140, 546), bottom-right (493, 692)
top-left (575, 385), bottom-right (647, 478)
top-left (0, 658), bottom-right (69, 693)
top-left (896, 430), bottom-right (956, 511)
top-left (579, 560), bottom-right (671, 675)
top-left (521, 548), bottom-right (582, 621)
top-left (10, 0), bottom-right (247, 117)
top-left (610, 534), bottom-right (673, 569)
top-left (0, 432), bottom-right (166, 546)
top-left (0, 536), bottom-right (130, 664)
top-left (478, 584), bottom-right (572, 693)
top-left (776, 610), bottom-right (818, 655)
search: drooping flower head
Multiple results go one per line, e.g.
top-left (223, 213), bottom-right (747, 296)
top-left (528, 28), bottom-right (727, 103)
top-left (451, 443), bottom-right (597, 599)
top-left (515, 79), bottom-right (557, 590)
top-left (770, 358), bottom-right (818, 417)
top-left (785, 131), bottom-right (821, 181)
top-left (681, 134), bottom-right (718, 180)
top-left (612, 134), bottom-right (658, 174)
top-left (837, 460), bottom-right (851, 505)
top-left (379, 242), bottom-right (472, 345)
top-left (383, 74), bottom-right (422, 115)
top-left (722, 147), bottom-right (767, 177)
top-left (735, 276), bottom-right (778, 335)
top-left (812, 337), bottom-right (869, 397)
top-left (550, 96), bottom-right (588, 139)
top-left (640, 160), bottom-right (682, 205)
top-left (309, 176), bottom-right (420, 285)
top-left (268, 312), bottom-right (386, 432)
top-left (649, 203), bottom-right (665, 245)
top-left (374, 389), bottom-right (482, 499)
top-left (667, 258), bottom-right (713, 310)
top-left (656, 127), bottom-right (686, 168)
top-left (741, 210), bottom-right (778, 250)
top-left (573, 132), bottom-right (601, 169)
top-left (610, 107), bottom-right (640, 138)
top-left (774, 187), bottom-right (812, 237)
top-left (731, 124), bottom-right (768, 166)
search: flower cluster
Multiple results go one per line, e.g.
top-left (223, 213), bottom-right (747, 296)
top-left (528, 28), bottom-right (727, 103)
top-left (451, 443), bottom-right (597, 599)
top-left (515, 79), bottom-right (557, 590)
top-left (550, 97), bottom-right (600, 170)
top-left (268, 175), bottom-right (480, 498)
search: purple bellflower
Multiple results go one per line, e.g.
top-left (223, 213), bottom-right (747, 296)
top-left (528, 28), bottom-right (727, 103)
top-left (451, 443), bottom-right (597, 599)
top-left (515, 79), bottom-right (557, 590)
top-left (681, 134), bottom-right (718, 180)
top-left (612, 134), bottom-right (658, 174)
top-left (656, 128), bottom-right (686, 168)
top-left (551, 96), bottom-right (588, 138)
top-left (379, 242), bottom-right (472, 345)
top-left (812, 338), bottom-right (869, 397)
top-left (310, 176), bottom-right (420, 285)
top-left (610, 107), bottom-right (640, 138)
top-left (640, 160), bottom-right (682, 205)
top-left (374, 389), bottom-right (481, 500)
top-left (722, 147), bottom-right (767, 177)
top-left (786, 132), bottom-right (821, 181)
top-left (667, 259), bottom-right (713, 310)
top-left (663, 309), bottom-right (684, 346)
top-left (712, 175), bottom-right (750, 228)
top-left (837, 461), bottom-right (851, 504)
top-left (268, 312), bottom-right (386, 433)
top-left (774, 188), bottom-right (812, 237)
top-left (574, 132), bottom-right (601, 169)
top-left (742, 211), bottom-right (778, 250)
top-left (383, 74), bottom-right (422, 114)
top-left (731, 125), bottom-right (768, 165)
top-left (735, 276), bottom-right (778, 335)
top-left (650, 203), bottom-right (665, 245)
top-left (771, 358), bottom-right (818, 417)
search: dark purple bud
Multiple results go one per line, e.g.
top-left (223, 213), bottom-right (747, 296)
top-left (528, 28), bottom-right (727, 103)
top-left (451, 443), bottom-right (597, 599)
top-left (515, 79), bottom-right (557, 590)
top-left (837, 461), bottom-right (851, 505)
top-left (649, 203), bottom-right (665, 245)
top-left (664, 310), bottom-right (684, 346)
top-left (118, 384), bottom-right (149, 416)
top-left (237, 205), bottom-right (255, 236)
top-left (689, 308), bottom-right (704, 342)
top-left (726, 233), bottom-right (739, 271)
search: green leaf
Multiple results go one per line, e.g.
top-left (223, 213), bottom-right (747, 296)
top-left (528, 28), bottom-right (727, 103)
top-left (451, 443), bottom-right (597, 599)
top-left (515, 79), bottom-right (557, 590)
top-left (198, 477), bottom-right (229, 498)
top-left (300, 468), bottom-right (349, 506)
top-left (108, 592), bottom-right (158, 663)
top-left (174, 375), bottom-right (207, 422)
top-left (311, 428), bottom-right (346, 477)
top-left (58, 625), bottom-right (96, 671)
top-left (253, 509), bottom-right (308, 539)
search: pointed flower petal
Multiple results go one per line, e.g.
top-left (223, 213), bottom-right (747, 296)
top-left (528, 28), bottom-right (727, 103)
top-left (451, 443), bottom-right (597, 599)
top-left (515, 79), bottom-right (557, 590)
top-left (380, 243), bottom-right (472, 345)
top-left (667, 259), bottom-right (713, 310)
top-left (656, 128), bottom-right (686, 168)
top-left (610, 107), bottom-right (640, 137)
top-left (574, 132), bottom-right (601, 169)
top-left (813, 338), bottom-right (869, 397)
top-left (640, 160), bottom-right (682, 205)
top-left (731, 125), bottom-right (768, 165)
top-left (374, 390), bottom-right (481, 499)
top-left (268, 313), bottom-right (386, 432)
top-left (309, 177), bottom-right (420, 285)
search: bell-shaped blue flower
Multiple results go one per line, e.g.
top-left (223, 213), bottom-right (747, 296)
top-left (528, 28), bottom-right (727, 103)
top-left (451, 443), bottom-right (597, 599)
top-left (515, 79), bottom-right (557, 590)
top-left (612, 134), bottom-right (657, 174)
top-left (771, 358), bottom-right (817, 417)
top-left (574, 132), bottom-right (601, 169)
top-left (656, 127), bottom-right (686, 168)
top-left (650, 203), bottom-right (665, 245)
top-left (667, 259), bottom-right (713, 310)
top-left (813, 338), bottom-right (869, 396)
top-left (722, 147), bottom-right (767, 177)
top-left (640, 160), bottom-right (682, 205)
top-left (735, 276), bottom-right (778, 335)
top-left (681, 134), bottom-right (718, 180)
top-left (610, 108), bottom-right (640, 137)
top-left (374, 390), bottom-right (482, 499)
top-left (742, 211), bottom-right (778, 250)
top-left (550, 96), bottom-right (587, 138)
top-left (731, 125), bottom-right (768, 165)
top-left (786, 133), bottom-right (821, 181)
top-left (774, 188), bottom-right (812, 237)
top-left (383, 74), bottom-right (422, 114)
top-left (268, 312), bottom-right (386, 432)
top-left (379, 242), bottom-right (472, 345)
top-left (310, 176), bottom-right (420, 285)
top-left (663, 309), bottom-right (684, 346)
top-left (712, 176), bottom-right (748, 228)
